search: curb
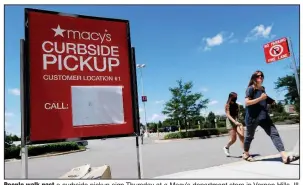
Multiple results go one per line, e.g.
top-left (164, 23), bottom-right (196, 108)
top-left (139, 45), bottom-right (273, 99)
top-left (202, 153), bottom-right (299, 169)
top-left (154, 133), bottom-right (229, 143)
top-left (155, 154), bottom-right (300, 178)
top-left (5, 148), bottom-right (86, 162)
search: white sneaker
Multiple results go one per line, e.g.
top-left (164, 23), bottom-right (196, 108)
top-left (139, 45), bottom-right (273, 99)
top-left (223, 147), bottom-right (230, 156)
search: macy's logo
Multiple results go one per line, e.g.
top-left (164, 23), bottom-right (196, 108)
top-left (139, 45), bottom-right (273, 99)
top-left (51, 24), bottom-right (111, 44)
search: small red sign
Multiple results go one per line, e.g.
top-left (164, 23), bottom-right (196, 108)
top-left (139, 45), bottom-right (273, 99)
top-left (263, 37), bottom-right (290, 64)
top-left (142, 96), bottom-right (147, 102)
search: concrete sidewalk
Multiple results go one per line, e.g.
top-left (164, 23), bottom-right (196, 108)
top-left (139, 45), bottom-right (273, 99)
top-left (155, 154), bottom-right (299, 179)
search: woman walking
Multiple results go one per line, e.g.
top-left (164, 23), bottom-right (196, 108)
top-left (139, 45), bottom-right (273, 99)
top-left (243, 70), bottom-right (299, 164)
top-left (223, 92), bottom-right (244, 156)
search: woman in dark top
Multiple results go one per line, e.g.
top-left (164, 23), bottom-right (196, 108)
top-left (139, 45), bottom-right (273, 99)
top-left (223, 92), bottom-right (244, 156)
top-left (243, 70), bottom-right (299, 164)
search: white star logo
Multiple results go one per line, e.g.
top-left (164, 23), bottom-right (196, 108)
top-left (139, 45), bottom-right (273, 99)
top-left (52, 25), bottom-right (66, 37)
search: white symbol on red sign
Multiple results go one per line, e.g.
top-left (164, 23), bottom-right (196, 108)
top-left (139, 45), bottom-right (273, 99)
top-left (142, 96), bottom-right (147, 102)
top-left (269, 45), bottom-right (284, 57)
top-left (52, 24), bottom-right (66, 37)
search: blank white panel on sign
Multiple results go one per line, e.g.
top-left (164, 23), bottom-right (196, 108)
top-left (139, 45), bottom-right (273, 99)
top-left (71, 86), bottom-right (125, 126)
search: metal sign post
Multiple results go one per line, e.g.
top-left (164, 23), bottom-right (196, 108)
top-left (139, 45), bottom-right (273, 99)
top-left (20, 39), bottom-right (28, 179)
top-left (132, 47), bottom-right (144, 179)
top-left (287, 37), bottom-right (300, 95)
top-left (287, 37), bottom-right (300, 156)
top-left (140, 69), bottom-right (149, 138)
top-left (136, 64), bottom-right (148, 138)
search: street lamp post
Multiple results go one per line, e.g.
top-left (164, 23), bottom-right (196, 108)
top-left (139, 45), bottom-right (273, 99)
top-left (136, 64), bottom-right (148, 137)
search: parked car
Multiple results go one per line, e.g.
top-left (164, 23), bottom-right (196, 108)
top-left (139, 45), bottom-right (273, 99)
top-left (163, 126), bottom-right (178, 132)
top-left (149, 128), bottom-right (157, 133)
top-left (66, 138), bottom-right (88, 146)
top-left (76, 140), bottom-right (88, 146)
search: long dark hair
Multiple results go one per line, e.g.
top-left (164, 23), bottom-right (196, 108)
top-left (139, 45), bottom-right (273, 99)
top-left (225, 92), bottom-right (239, 116)
top-left (226, 92), bottom-right (237, 105)
top-left (248, 70), bottom-right (265, 88)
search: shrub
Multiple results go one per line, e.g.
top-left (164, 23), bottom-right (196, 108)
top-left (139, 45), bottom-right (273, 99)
top-left (5, 142), bottom-right (81, 159)
top-left (4, 145), bottom-right (20, 159)
top-left (217, 127), bottom-right (229, 134)
top-left (164, 128), bottom-right (228, 140)
top-left (164, 132), bottom-right (184, 139)
top-left (271, 114), bottom-right (300, 124)
top-left (217, 121), bottom-right (226, 128)
top-left (271, 116), bottom-right (279, 123)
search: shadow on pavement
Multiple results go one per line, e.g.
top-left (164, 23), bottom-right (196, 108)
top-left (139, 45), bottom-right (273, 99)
top-left (250, 154), bottom-right (261, 157)
top-left (228, 153), bottom-right (260, 159)
top-left (227, 155), bottom-right (242, 159)
top-left (257, 157), bottom-right (282, 162)
top-left (256, 156), bottom-right (300, 165)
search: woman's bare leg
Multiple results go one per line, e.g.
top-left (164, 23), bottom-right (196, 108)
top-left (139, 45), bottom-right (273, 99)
top-left (224, 128), bottom-right (237, 156)
top-left (236, 126), bottom-right (244, 150)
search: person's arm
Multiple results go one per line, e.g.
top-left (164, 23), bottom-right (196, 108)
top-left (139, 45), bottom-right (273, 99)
top-left (245, 86), bottom-right (265, 106)
top-left (225, 104), bottom-right (240, 125)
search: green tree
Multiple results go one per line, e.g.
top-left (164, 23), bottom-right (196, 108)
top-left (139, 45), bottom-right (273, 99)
top-left (238, 105), bottom-right (245, 123)
top-left (4, 133), bottom-right (14, 149)
top-left (162, 79), bottom-right (209, 132)
top-left (239, 105), bottom-right (245, 117)
top-left (271, 102), bottom-right (286, 114)
top-left (147, 122), bottom-right (157, 131)
top-left (162, 118), bottom-right (178, 127)
top-left (207, 111), bottom-right (216, 128)
top-left (157, 121), bottom-right (163, 129)
top-left (191, 115), bottom-right (204, 129)
top-left (274, 69), bottom-right (300, 113)
top-left (11, 135), bottom-right (20, 141)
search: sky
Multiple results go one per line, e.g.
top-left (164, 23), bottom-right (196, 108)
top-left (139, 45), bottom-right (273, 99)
top-left (4, 5), bottom-right (300, 135)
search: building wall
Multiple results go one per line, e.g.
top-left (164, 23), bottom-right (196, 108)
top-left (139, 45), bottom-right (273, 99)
top-left (284, 104), bottom-right (296, 113)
